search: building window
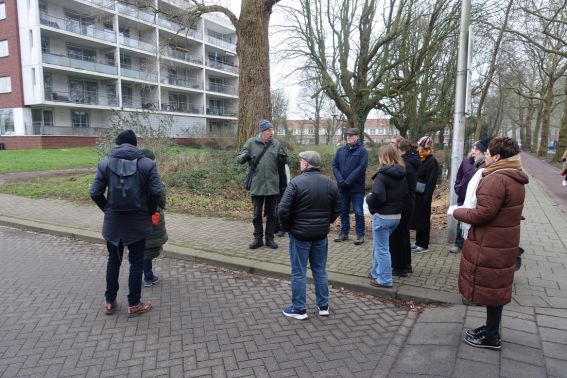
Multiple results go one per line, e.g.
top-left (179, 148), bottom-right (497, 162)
top-left (0, 109), bottom-right (14, 135)
top-left (71, 111), bottom-right (89, 128)
top-left (29, 30), bottom-right (33, 48)
top-left (0, 3), bottom-right (6, 20)
top-left (120, 53), bottom-right (131, 69)
top-left (43, 73), bottom-right (52, 99)
top-left (32, 108), bottom-right (53, 127)
top-left (0, 76), bottom-right (11, 93)
top-left (32, 68), bottom-right (36, 86)
top-left (67, 44), bottom-right (96, 62)
top-left (121, 85), bottom-right (132, 107)
top-left (41, 38), bottom-right (49, 53)
top-left (0, 40), bottom-right (7, 57)
top-left (69, 78), bottom-right (98, 104)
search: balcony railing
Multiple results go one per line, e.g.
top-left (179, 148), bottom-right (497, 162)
top-left (122, 96), bottom-right (158, 110)
top-left (161, 102), bottom-right (203, 114)
top-left (42, 52), bottom-right (118, 75)
top-left (206, 35), bottom-right (236, 51)
top-left (207, 82), bottom-right (237, 96)
top-left (117, 1), bottom-right (155, 24)
top-left (206, 106), bottom-right (236, 117)
top-left (120, 67), bottom-right (158, 82)
top-left (161, 77), bottom-right (202, 90)
top-left (28, 124), bottom-right (109, 136)
top-left (45, 91), bottom-right (118, 106)
top-left (163, 47), bottom-right (203, 65)
top-left (205, 59), bottom-right (238, 74)
top-left (158, 18), bottom-right (201, 40)
top-left (119, 35), bottom-right (156, 53)
top-left (40, 14), bottom-right (116, 43)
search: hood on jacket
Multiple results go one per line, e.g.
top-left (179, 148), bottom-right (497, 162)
top-left (109, 143), bottom-right (144, 160)
top-left (490, 169), bottom-right (529, 185)
top-left (372, 164), bottom-right (406, 180)
top-left (403, 151), bottom-right (420, 171)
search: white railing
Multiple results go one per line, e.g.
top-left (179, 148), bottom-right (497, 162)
top-left (118, 35), bottom-right (156, 53)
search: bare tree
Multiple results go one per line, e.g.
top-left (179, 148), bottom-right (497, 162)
top-left (271, 88), bottom-right (289, 136)
top-left (278, 0), bottom-right (459, 139)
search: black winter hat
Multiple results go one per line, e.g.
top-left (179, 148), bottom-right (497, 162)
top-left (115, 129), bottom-right (138, 146)
top-left (474, 137), bottom-right (493, 153)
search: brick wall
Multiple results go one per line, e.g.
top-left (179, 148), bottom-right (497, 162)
top-left (0, 0), bottom-right (25, 108)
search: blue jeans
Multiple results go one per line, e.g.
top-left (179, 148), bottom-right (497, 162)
top-left (371, 215), bottom-right (400, 286)
top-left (143, 259), bottom-right (154, 281)
top-left (339, 190), bottom-right (365, 236)
top-left (288, 234), bottom-right (329, 311)
top-left (105, 239), bottom-right (145, 307)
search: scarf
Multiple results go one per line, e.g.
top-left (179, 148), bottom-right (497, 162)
top-left (419, 149), bottom-right (432, 161)
top-left (482, 154), bottom-right (523, 176)
top-left (459, 168), bottom-right (485, 240)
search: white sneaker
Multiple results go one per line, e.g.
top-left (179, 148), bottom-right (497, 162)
top-left (449, 246), bottom-right (461, 253)
top-left (317, 305), bottom-right (330, 316)
top-left (413, 246), bottom-right (429, 254)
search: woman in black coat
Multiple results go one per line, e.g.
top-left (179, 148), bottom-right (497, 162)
top-left (411, 136), bottom-right (439, 253)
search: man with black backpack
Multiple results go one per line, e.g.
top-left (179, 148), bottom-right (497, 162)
top-left (237, 120), bottom-right (288, 250)
top-left (90, 129), bottom-right (162, 317)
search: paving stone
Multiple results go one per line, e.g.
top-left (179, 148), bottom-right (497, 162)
top-left (538, 327), bottom-right (567, 344)
top-left (501, 342), bottom-right (544, 367)
top-left (542, 341), bottom-right (567, 360)
top-left (415, 305), bottom-right (466, 323)
top-left (500, 358), bottom-right (547, 378)
top-left (544, 357), bottom-right (567, 378)
top-left (453, 358), bottom-right (500, 378)
top-left (406, 322), bottom-right (462, 346)
top-left (389, 345), bottom-right (456, 376)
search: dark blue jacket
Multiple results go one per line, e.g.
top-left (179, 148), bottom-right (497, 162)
top-left (332, 141), bottom-right (368, 193)
top-left (278, 168), bottom-right (341, 241)
top-left (90, 144), bottom-right (162, 246)
top-left (454, 156), bottom-right (476, 202)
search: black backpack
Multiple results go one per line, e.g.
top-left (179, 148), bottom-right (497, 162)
top-left (106, 158), bottom-right (144, 211)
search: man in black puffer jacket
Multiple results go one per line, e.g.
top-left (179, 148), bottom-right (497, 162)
top-left (278, 151), bottom-right (341, 320)
top-left (90, 129), bottom-right (162, 317)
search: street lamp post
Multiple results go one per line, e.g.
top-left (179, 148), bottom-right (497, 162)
top-left (332, 114), bottom-right (338, 145)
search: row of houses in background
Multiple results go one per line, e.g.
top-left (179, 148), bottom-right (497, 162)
top-left (282, 119), bottom-right (399, 145)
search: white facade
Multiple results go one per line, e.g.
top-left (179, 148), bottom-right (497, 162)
top-left (12, 0), bottom-right (238, 137)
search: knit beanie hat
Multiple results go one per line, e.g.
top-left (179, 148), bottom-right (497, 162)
top-left (474, 137), bottom-right (493, 153)
top-left (298, 150), bottom-right (321, 168)
top-left (417, 135), bottom-right (433, 149)
top-left (259, 119), bottom-right (273, 133)
top-left (115, 129), bottom-right (137, 146)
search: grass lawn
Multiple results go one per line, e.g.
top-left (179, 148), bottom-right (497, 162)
top-left (0, 147), bottom-right (99, 173)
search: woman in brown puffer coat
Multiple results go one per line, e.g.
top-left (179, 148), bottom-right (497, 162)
top-left (448, 137), bottom-right (529, 351)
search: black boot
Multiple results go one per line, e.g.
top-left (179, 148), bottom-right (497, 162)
top-left (249, 238), bottom-right (263, 249)
top-left (265, 239), bottom-right (278, 249)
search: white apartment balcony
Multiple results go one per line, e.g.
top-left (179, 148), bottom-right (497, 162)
top-left (42, 52), bottom-right (118, 76)
top-left (116, 1), bottom-right (156, 24)
top-left (118, 35), bottom-right (156, 53)
top-left (205, 59), bottom-right (238, 74)
top-left (28, 124), bottom-right (109, 136)
top-left (160, 77), bottom-right (203, 90)
top-left (206, 106), bottom-right (236, 117)
top-left (120, 67), bottom-right (158, 82)
top-left (207, 82), bottom-right (237, 96)
top-left (80, 0), bottom-right (115, 10)
top-left (122, 96), bottom-right (158, 110)
top-left (163, 47), bottom-right (203, 65)
top-left (45, 90), bottom-right (118, 107)
top-left (158, 18), bottom-right (201, 40)
top-left (161, 102), bottom-right (203, 114)
top-left (206, 35), bottom-right (236, 51)
top-left (40, 14), bottom-right (116, 43)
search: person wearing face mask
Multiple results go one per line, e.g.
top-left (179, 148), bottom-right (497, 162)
top-left (237, 119), bottom-right (288, 250)
top-left (448, 137), bottom-right (529, 351)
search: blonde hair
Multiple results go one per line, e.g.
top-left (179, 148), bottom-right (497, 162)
top-left (379, 145), bottom-right (404, 167)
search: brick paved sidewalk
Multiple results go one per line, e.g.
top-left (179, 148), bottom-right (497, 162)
top-left (0, 153), bottom-right (566, 306)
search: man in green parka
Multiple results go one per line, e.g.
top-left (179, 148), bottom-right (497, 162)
top-left (237, 120), bottom-right (288, 249)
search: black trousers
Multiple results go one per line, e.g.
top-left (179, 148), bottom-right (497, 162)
top-left (486, 305), bottom-right (503, 339)
top-left (252, 195), bottom-right (278, 240)
top-left (415, 202), bottom-right (432, 249)
top-left (390, 215), bottom-right (411, 272)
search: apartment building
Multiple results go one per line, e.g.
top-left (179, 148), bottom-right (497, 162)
top-left (282, 119), bottom-right (398, 145)
top-left (0, 0), bottom-right (238, 137)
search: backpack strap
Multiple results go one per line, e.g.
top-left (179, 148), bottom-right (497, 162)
top-left (250, 142), bottom-right (271, 171)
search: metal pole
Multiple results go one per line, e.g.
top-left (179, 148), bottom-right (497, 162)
top-left (448, 0), bottom-right (471, 243)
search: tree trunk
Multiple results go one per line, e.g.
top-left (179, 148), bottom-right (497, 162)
top-left (553, 78), bottom-right (567, 161)
top-left (533, 102), bottom-right (543, 153)
top-left (235, 0), bottom-right (273, 149)
top-left (537, 85), bottom-right (554, 156)
top-left (523, 101), bottom-right (535, 152)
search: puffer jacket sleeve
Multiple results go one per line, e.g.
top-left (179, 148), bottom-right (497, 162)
top-left (278, 182), bottom-right (297, 232)
top-left (453, 176), bottom-right (504, 226)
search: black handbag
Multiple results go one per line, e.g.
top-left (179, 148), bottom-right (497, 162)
top-left (243, 143), bottom-right (270, 190)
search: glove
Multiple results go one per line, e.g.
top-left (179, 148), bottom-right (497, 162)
top-left (151, 212), bottom-right (160, 226)
top-left (447, 205), bottom-right (458, 216)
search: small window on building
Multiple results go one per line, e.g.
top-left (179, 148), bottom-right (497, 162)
top-left (0, 108), bottom-right (14, 135)
top-left (0, 76), bottom-right (11, 93)
top-left (32, 68), bottom-right (36, 86)
top-left (41, 38), bottom-right (49, 53)
top-left (0, 3), bottom-right (6, 20)
top-left (71, 110), bottom-right (89, 128)
top-left (0, 40), bottom-right (7, 57)
top-left (29, 30), bottom-right (33, 48)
